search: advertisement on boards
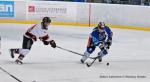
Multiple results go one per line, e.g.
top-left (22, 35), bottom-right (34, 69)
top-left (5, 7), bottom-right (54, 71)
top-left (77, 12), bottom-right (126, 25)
top-left (0, 1), bottom-right (14, 17)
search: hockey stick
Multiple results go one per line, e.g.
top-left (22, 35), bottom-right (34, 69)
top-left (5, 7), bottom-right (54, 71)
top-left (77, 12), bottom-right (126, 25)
top-left (56, 46), bottom-right (83, 56)
top-left (86, 47), bottom-right (109, 67)
top-left (86, 57), bottom-right (98, 67)
top-left (0, 66), bottom-right (22, 82)
top-left (56, 46), bottom-right (95, 59)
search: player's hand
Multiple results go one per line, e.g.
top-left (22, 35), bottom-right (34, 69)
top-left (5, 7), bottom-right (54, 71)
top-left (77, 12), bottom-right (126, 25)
top-left (106, 40), bottom-right (112, 46)
top-left (99, 42), bottom-right (105, 49)
top-left (50, 40), bottom-right (56, 48)
top-left (43, 41), bottom-right (49, 45)
top-left (32, 36), bottom-right (37, 41)
top-left (106, 40), bottom-right (112, 49)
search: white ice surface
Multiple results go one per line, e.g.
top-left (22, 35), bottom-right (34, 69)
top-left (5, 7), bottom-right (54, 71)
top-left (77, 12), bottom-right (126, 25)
top-left (0, 24), bottom-right (150, 82)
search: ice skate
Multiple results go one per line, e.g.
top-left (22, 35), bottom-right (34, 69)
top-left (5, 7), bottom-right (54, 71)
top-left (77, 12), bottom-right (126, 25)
top-left (15, 54), bottom-right (24, 64)
top-left (80, 59), bottom-right (85, 63)
top-left (80, 55), bottom-right (88, 63)
top-left (15, 59), bottom-right (23, 64)
top-left (97, 55), bottom-right (102, 62)
top-left (9, 49), bottom-right (15, 58)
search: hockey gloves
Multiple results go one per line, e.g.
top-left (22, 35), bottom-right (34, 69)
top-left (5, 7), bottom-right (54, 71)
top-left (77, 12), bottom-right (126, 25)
top-left (99, 42), bottom-right (105, 50)
top-left (43, 41), bottom-right (49, 45)
top-left (99, 40), bottom-right (112, 50)
top-left (50, 40), bottom-right (56, 48)
top-left (106, 40), bottom-right (112, 49)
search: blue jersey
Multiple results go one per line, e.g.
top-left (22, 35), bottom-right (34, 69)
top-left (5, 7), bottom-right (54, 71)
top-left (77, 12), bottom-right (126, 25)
top-left (90, 26), bottom-right (113, 46)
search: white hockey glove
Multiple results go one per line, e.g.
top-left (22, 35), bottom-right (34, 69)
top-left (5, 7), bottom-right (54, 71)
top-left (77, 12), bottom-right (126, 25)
top-left (99, 42), bottom-right (105, 50)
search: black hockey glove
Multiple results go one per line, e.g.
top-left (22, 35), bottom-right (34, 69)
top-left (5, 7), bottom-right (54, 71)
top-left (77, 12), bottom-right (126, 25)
top-left (106, 40), bottom-right (112, 49)
top-left (50, 40), bottom-right (56, 48)
top-left (43, 41), bottom-right (49, 45)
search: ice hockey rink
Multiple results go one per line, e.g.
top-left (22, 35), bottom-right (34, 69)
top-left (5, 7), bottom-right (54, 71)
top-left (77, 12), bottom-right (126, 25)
top-left (0, 23), bottom-right (150, 82)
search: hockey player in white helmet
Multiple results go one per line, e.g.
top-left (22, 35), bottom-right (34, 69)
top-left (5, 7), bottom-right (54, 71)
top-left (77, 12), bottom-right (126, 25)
top-left (9, 17), bottom-right (56, 64)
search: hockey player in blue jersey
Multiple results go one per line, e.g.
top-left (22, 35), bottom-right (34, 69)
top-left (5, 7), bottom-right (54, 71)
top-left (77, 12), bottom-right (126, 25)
top-left (81, 22), bottom-right (113, 63)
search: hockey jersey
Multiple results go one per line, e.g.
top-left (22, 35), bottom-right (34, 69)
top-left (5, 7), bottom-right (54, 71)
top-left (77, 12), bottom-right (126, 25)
top-left (90, 26), bottom-right (113, 46)
top-left (24, 23), bottom-right (52, 42)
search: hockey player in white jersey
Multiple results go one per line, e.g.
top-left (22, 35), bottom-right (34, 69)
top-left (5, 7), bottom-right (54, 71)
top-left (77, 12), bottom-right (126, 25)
top-left (9, 17), bottom-right (56, 64)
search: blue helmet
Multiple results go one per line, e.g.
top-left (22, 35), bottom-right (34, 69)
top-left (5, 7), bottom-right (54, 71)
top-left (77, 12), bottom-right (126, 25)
top-left (98, 22), bottom-right (105, 29)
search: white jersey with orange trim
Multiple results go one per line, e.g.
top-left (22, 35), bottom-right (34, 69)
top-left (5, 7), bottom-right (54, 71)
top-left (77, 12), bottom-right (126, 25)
top-left (24, 23), bottom-right (52, 42)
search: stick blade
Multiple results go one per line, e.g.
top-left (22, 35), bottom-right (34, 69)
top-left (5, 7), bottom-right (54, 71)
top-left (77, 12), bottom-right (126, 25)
top-left (86, 62), bottom-right (91, 67)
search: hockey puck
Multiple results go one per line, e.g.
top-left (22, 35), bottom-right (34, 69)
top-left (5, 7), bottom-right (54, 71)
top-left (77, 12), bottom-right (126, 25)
top-left (106, 63), bottom-right (109, 66)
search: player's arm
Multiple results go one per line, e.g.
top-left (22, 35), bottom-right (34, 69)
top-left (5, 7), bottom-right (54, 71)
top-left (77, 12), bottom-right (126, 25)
top-left (92, 36), bottom-right (105, 50)
top-left (39, 34), bottom-right (56, 48)
top-left (92, 36), bottom-right (101, 46)
top-left (105, 27), bottom-right (113, 48)
top-left (27, 24), bottom-right (37, 32)
top-left (25, 24), bottom-right (37, 41)
top-left (90, 31), bottom-right (103, 47)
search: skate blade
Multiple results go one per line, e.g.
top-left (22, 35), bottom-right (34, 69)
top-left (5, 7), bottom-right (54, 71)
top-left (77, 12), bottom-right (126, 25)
top-left (9, 49), bottom-right (14, 58)
top-left (15, 60), bottom-right (23, 65)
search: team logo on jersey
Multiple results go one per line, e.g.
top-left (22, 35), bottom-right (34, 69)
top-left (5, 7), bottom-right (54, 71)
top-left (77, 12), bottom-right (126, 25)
top-left (99, 31), bottom-right (106, 40)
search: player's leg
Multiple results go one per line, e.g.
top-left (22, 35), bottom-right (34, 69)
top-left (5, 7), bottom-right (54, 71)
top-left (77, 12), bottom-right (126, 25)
top-left (15, 36), bottom-right (33, 64)
top-left (81, 37), bottom-right (96, 63)
top-left (15, 49), bottom-right (29, 64)
top-left (97, 46), bottom-right (108, 62)
top-left (81, 46), bottom-right (95, 63)
top-left (9, 48), bottom-right (19, 58)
